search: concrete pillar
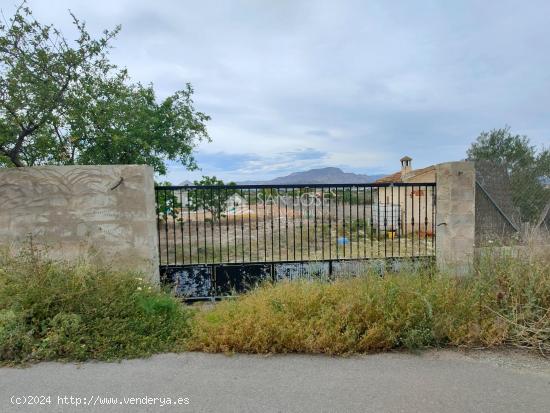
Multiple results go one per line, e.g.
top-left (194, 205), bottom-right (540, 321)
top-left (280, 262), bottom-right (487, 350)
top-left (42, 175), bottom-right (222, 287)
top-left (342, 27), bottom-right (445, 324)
top-left (435, 161), bottom-right (476, 274)
top-left (0, 165), bottom-right (160, 283)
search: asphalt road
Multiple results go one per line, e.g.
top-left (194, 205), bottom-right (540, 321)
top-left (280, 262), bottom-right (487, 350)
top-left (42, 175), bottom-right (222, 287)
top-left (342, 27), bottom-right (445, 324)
top-left (1, 350), bottom-right (549, 413)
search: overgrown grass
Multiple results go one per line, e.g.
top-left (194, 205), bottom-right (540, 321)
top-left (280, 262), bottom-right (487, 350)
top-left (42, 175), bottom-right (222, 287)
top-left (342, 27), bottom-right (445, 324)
top-left (0, 249), bottom-right (194, 365)
top-left (1, 247), bottom-right (548, 364)
top-left (188, 252), bottom-right (550, 354)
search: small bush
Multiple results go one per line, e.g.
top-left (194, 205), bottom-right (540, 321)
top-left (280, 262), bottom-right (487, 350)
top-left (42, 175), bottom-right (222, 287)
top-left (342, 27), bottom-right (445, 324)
top-left (188, 252), bottom-right (550, 354)
top-left (0, 249), bottom-right (193, 364)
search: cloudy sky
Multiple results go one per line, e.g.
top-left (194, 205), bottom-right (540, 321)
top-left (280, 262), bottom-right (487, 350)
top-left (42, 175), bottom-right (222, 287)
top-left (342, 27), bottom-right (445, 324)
top-left (2, 0), bottom-right (549, 183)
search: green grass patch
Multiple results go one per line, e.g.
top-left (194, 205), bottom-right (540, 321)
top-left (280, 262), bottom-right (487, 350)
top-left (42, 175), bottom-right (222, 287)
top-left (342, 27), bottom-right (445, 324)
top-left (0, 249), bottom-right (194, 365)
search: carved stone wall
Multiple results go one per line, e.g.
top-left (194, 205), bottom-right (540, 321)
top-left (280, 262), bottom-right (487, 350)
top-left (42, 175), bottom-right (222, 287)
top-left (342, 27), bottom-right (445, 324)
top-left (0, 165), bottom-right (159, 282)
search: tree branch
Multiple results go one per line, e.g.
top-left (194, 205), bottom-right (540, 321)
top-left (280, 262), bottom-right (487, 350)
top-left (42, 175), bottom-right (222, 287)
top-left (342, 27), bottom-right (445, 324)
top-left (0, 144), bottom-right (24, 166)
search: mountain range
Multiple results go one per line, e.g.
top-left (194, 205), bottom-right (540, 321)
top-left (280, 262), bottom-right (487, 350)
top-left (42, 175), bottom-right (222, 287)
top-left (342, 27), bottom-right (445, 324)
top-left (238, 167), bottom-right (385, 185)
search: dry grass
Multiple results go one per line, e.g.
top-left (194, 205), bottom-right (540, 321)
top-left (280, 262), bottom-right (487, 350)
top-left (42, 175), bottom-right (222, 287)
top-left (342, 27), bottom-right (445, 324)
top-left (2, 243), bottom-right (548, 363)
top-left (188, 251), bottom-right (550, 355)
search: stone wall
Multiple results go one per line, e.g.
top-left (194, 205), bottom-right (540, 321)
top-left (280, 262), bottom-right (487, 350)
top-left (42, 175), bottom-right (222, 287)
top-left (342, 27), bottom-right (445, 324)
top-left (435, 161), bottom-right (476, 273)
top-left (0, 165), bottom-right (159, 283)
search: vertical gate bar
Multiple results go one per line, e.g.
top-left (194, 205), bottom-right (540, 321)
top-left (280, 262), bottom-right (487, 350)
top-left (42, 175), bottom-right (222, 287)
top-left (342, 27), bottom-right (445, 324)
top-left (425, 185), bottom-right (428, 256)
top-left (233, 190), bottom-right (237, 262)
top-left (320, 186), bottom-right (324, 260)
top-left (343, 187), bottom-right (346, 258)
top-left (377, 187), bottom-right (380, 258)
top-left (363, 185), bottom-right (367, 258)
top-left (398, 184), bottom-right (402, 256)
top-left (404, 184), bottom-right (408, 257)
top-left (355, 186), bottom-right (361, 258)
top-left (370, 187), bottom-right (373, 258)
top-left (411, 185), bottom-right (414, 257)
top-left (263, 187), bottom-right (267, 261)
top-left (211, 188), bottom-right (215, 264)
top-left (398, 183), bottom-right (407, 256)
top-left (415, 185), bottom-right (419, 257)
top-left (335, 186), bottom-right (339, 260)
top-left (328, 186), bottom-right (331, 260)
top-left (270, 188), bottom-right (274, 261)
top-left (285, 187), bottom-right (289, 261)
top-left (384, 186), bottom-right (388, 258)
top-left (292, 187), bottom-right (296, 261)
top-left (225, 187), bottom-right (230, 262)
top-left (172, 189), bottom-right (177, 265)
top-left (349, 187), bottom-right (353, 258)
top-left (314, 186), bottom-right (318, 258)
top-left (278, 187), bottom-right (281, 261)
top-left (155, 189), bottom-right (161, 266)
top-left (218, 187), bottom-right (222, 263)
top-left (418, 185), bottom-right (421, 257)
top-left (307, 187), bottom-right (311, 260)
top-left (433, 185), bottom-right (437, 256)
top-left (414, 185), bottom-right (417, 257)
top-left (349, 186), bottom-right (353, 258)
top-left (164, 189), bottom-right (170, 265)
top-left (248, 188), bottom-right (252, 262)
top-left (203, 189), bottom-right (207, 263)
top-left (299, 187), bottom-right (303, 261)
top-left (255, 188), bottom-right (259, 262)
top-left (391, 184), bottom-right (394, 258)
top-left (188, 189), bottom-right (192, 264)
top-left (179, 189), bottom-right (184, 265)
top-left (241, 189), bottom-right (245, 263)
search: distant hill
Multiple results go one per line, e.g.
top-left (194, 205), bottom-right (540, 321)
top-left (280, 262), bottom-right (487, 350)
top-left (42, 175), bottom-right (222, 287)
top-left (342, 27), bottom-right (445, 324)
top-left (239, 167), bottom-right (385, 185)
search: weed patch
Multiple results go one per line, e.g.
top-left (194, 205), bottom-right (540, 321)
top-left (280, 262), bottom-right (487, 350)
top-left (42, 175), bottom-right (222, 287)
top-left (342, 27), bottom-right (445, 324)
top-left (188, 253), bottom-right (550, 354)
top-left (0, 250), bottom-right (193, 364)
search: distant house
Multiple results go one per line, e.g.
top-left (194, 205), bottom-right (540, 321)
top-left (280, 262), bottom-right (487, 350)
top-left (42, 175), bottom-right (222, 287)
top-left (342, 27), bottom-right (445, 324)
top-left (375, 156), bottom-right (435, 184)
top-left (374, 156), bottom-right (435, 235)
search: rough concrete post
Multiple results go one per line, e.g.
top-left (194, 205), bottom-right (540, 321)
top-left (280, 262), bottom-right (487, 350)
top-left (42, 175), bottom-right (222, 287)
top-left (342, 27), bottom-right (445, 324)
top-left (435, 161), bottom-right (475, 274)
top-left (0, 165), bottom-right (160, 283)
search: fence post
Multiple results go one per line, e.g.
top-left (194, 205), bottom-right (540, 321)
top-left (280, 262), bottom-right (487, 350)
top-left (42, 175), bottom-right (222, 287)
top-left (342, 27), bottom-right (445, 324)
top-left (435, 161), bottom-right (476, 274)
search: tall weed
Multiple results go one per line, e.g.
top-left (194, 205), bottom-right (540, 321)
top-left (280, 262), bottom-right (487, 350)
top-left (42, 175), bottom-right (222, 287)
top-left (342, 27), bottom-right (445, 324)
top-left (0, 249), bottom-right (193, 364)
top-left (188, 252), bottom-right (550, 354)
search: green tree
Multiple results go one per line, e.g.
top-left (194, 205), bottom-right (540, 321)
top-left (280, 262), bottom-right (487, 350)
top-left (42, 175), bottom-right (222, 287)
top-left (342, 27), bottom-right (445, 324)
top-left (188, 176), bottom-right (236, 221)
top-left (0, 3), bottom-right (209, 174)
top-left (467, 126), bottom-right (550, 222)
top-left (155, 181), bottom-right (181, 220)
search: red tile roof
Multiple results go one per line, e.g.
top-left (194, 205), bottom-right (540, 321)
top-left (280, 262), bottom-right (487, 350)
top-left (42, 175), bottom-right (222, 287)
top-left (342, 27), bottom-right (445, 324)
top-left (374, 171), bottom-right (402, 183)
top-left (374, 165), bottom-right (435, 184)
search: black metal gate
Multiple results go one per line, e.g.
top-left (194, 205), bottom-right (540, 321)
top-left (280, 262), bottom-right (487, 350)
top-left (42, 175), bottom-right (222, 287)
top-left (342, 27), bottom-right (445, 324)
top-left (156, 182), bottom-right (436, 299)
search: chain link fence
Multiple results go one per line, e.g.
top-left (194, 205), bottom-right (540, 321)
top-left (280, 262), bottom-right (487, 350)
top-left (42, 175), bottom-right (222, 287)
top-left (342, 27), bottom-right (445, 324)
top-left (475, 160), bottom-right (550, 246)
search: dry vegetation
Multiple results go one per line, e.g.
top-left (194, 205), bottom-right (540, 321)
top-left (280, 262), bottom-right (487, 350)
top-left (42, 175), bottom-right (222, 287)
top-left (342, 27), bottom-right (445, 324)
top-left (188, 249), bottom-right (550, 355)
top-left (1, 244), bottom-right (548, 364)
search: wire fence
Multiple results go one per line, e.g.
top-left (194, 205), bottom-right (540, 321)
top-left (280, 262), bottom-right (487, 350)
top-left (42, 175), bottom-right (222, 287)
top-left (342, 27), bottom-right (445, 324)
top-left (474, 160), bottom-right (550, 245)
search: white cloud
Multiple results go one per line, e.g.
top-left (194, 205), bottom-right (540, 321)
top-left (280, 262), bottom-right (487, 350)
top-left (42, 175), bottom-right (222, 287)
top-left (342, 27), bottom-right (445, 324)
top-left (3, 0), bottom-right (550, 181)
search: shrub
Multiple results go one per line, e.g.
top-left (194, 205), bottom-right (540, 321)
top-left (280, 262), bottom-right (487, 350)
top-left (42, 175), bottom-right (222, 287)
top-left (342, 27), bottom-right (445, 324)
top-left (0, 249), bottom-right (193, 364)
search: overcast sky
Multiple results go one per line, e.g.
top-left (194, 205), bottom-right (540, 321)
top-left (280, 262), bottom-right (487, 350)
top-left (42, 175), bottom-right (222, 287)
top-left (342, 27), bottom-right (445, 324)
top-left (2, 0), bottom-right (549, 183)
